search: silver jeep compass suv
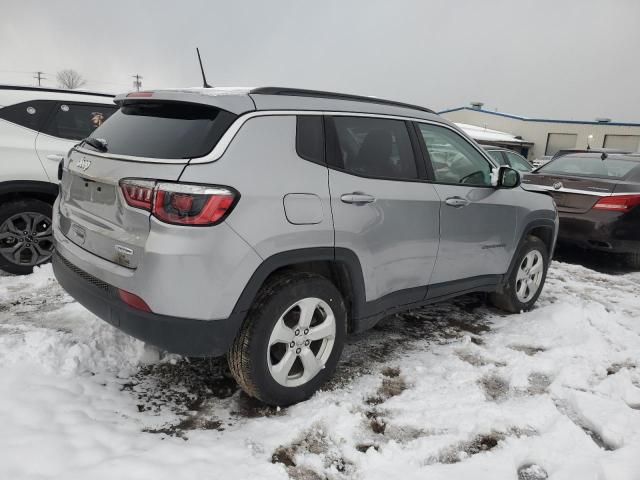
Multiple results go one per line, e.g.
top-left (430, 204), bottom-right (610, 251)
top-left (52, 87), bottom-right (558, 405)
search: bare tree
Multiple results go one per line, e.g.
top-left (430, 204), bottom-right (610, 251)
top-left (56, 69), bottom-right (86, 89)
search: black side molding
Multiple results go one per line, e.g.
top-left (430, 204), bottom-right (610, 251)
top-left (228, 247), bottom-right (506, 335)
top-left (230, 247), bottom-right (364, 314)
top-left (502, 218), bottom-right (558, 286)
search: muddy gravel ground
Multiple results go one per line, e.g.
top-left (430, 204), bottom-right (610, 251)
top-left (125, 292), bottom-right (493, 434)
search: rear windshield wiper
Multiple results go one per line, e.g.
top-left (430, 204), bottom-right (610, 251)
top-left (82, 137), bottom-right (108, 152)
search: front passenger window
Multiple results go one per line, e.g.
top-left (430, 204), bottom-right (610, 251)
top-left (418, 123), bottom-right (493, 186)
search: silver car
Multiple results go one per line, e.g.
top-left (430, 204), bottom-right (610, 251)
top-left (52, 87), bottom-right (558, 405)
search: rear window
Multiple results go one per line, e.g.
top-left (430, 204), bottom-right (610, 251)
top-left (539, 155), bottom-right (640, 179)
top-left (86, 102), bottom-right (237, 159)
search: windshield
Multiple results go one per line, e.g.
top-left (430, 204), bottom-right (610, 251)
top-left (538, 155), bottom-right (639, 179)
top-left (86, 101), bottom-right (237, 159)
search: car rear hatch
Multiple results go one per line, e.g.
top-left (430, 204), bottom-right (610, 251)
top-left (58, 92), bottom-right (250, 268)
top-left (59, 153), bottom-right (186, 268)
top-left (522, 173), bottom-right (615, 213)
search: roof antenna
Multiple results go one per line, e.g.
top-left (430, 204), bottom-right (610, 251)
top-left (196, 48), bottom-right (212, 88)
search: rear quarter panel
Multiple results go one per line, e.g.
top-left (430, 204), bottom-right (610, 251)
top-left (179, 115), bottom-right (334, 258)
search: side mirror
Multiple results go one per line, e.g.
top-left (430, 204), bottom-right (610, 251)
top-left (497, 166), bottom-right (521, 188)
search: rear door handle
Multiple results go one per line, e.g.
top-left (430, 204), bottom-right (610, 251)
top-left (445, 196), bottom-right (470, 208)
top-left (340, 193), bottom-right (376, 205)
top-left (46, 154), bottom-right (64, 162)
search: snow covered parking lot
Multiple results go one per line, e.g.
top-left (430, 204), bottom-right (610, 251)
top-left (0, 260), bottom-right (639, 480)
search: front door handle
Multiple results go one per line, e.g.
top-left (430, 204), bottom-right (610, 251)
top-left (340, 193), bottom-right (376, 205)
top-left (445, 196), bottom-right (470, 208)
top-left (46, 154), bottom-right (64, 162)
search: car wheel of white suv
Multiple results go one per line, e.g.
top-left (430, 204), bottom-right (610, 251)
top-left (228, 272), bottom-right (347, 406)
top-left (0, 199), bottom-right (54, 275)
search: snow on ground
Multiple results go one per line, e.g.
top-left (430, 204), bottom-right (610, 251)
top-left (0, 259), bottom-right (639, 480)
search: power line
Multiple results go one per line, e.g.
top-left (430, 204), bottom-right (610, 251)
top-left (84, 79), bottom-right (131, 87)
top-left (0, 70), bottom-right (38, 75)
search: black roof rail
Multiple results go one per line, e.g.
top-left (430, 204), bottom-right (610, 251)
top-left (0, 84), bottom-right (114, 98)
top-left (251, 87), bottom-right (435, 114)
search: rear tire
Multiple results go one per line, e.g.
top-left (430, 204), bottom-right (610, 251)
top-left (0, 199), bottom-right (54, 275)
top-left (490, 235), bottom-right (549, 313)
top-left (228, 272), bottom-right (347, 406)
top-left (626, 252), bottom-right (640, 270)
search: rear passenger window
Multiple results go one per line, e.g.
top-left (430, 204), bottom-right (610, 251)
top-left (418, 123), bottom-right (493, 186)
top-left (328, 116), bottom-right (418, 180)
top-left (296, 116), bottom-right (324, 164)
top-left (43, 103), bottom-right (117, 141)
top-left (0, 100), bottom-right (56, 131)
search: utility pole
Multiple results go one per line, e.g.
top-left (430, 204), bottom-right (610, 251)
top-left (33, 71), bottom-right (45, 86)
top-left (132, 74), bottom-right (143, 91)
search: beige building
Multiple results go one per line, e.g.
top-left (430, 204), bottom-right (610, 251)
top-left (440, 105), bottom-right (640, 161)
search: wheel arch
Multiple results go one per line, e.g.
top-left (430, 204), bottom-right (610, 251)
top-left (230, 247), bottom-right (366, 333)
top-left (505, 218), bottom-right (557, 282)
top-left (0, 180), bottom-right (58, 206)
top-left (527, 224), bottom-right (556, 256)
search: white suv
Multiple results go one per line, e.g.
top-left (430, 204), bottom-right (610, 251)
top-left (0, 85), bottom-right (116, 274)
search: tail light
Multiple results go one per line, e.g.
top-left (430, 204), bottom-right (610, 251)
top-left (119, 179), bottom-right (238, 226)
top-left (120, 179), bottom-right (155, 210)
top-left (592, 194), bottom-right (640, 212)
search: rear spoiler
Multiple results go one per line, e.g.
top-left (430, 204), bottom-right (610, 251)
top-left (113, 89), bottom-right (255, 114)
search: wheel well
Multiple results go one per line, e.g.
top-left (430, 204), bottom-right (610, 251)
top-left (527, 226), bottom-right (554, 255)
top-left (263, 260), bottom-right (356, 331)
top-left (0, 190), bottom-right (57, 207)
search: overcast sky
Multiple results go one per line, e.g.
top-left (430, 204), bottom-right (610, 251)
top-left (2, 0), bottom-right (639, 121)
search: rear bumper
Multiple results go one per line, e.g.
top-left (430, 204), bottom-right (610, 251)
top-left (52, 251), bottom-right (242, 356)
top-left (52, 195), bottom-right (263, 320)
top-left (557, 210), bottom-right (640, 254)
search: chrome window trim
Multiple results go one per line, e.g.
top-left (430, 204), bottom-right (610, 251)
top-left (196, 110), bottom-right (500, 168)
top-left (73, 146), bottom-right (189, 164)
top-left (71, 109), bottom-right (499, 168)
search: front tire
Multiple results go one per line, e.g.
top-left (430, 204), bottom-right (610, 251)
top-left (0, 199), bottom-right (54, 275)
top-left (490, 236), bottom-right (549, 313)
top-left (228, 272), bottom-right (347, 406)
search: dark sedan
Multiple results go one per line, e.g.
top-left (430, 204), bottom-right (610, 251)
top-left (523, 152), bottom-right (640, 268)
